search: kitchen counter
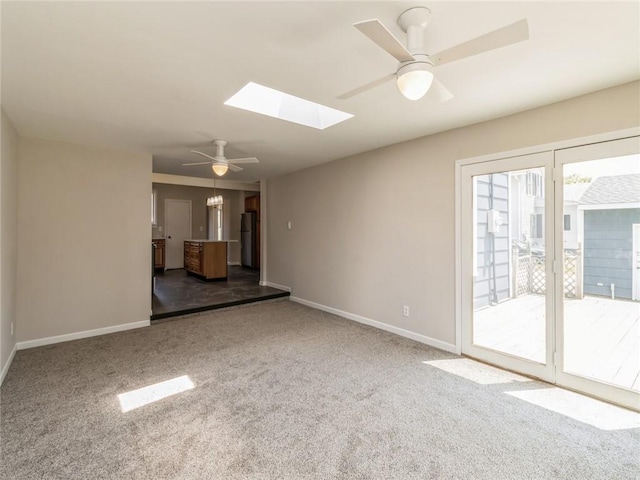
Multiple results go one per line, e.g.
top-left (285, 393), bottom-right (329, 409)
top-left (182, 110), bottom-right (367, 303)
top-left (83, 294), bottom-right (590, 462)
top-left (184, 240), bottom-right (230, 280)
top-left (184, 239), bottom-right (238, 243)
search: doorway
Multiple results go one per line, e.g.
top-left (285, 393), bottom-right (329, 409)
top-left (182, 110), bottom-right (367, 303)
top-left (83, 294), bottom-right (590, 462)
top-left (459, 136), bottom-right (640, 411)
top-left (165, 199), bottom-right (192, 269)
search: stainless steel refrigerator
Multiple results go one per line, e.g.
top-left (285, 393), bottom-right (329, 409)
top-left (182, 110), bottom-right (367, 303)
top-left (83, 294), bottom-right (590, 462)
top-left (241, 212), bottom-right (257, 268)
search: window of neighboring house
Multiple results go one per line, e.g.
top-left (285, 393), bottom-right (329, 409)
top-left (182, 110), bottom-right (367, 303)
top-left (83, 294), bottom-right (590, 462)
top-left (151, 190), bottom-right (157, 225)
top-left (530, 213), bottom-right (543, 239)
top-left (526, 171), bottom-right (544, 197)
top-left (564, 214), bottom-right (571, 231)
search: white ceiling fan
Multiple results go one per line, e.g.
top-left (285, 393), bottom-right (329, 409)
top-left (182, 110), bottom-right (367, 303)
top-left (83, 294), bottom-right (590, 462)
top-left (183, 140), bottom-right (259, 176)
top-left (339, 6), bottom-right (529, 102)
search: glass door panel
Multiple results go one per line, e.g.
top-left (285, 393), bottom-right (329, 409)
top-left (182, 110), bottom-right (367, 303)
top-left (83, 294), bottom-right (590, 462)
top-left (562, 157), bottom-right (640, 388)
top-left (461, 152), bottom-right (554, 382)
top-left (556, 136), bottom-right (640, 411)
top-left (472, 168), bottom-right (547, 363)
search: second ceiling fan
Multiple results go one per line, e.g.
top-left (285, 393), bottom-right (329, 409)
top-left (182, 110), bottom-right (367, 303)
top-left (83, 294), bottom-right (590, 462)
top-left (183, 140), bottom-right (259, 176)
top-left (339, 6), bottom-right (529, 102)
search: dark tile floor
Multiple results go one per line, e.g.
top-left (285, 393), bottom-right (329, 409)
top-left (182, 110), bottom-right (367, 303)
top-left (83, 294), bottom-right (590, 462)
top-left (151, 266), bottom-right (290, 320)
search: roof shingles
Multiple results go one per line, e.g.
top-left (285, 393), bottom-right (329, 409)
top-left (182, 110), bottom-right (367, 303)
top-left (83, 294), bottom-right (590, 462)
top-left (579, 174), bottom-right (640, 205)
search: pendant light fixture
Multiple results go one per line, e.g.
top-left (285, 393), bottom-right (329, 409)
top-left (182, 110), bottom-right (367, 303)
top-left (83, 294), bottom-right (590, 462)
top-left (206, 178), bottom-right (223, 206)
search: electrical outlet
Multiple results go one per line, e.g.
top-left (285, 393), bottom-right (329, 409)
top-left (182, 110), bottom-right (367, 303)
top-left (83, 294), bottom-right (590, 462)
top-left (287, 221), bottom-right (292, 230)
top-left (11, 322), bottom-right (14, 336)
top-left (403, 306), bottom-right (410, 317)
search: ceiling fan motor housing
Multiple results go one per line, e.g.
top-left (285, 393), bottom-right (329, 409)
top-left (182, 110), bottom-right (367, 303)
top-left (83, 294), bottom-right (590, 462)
top-left (397, 6), bottom-right (431, 54)
top-left (213, 139), bottom-right (228, 162)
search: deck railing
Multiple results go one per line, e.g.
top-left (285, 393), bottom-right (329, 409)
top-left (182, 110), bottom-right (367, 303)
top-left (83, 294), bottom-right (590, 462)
top-left (511, 244), bottom-right (583, 299)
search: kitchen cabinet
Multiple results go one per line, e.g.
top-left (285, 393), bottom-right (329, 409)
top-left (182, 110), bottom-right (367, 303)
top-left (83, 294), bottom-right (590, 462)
top-left (183, 240), bottom-right (228, 280)
top-left (152, 239), bottom-right (165, 271)
top-left (245, 195), bottom-right (259, 213)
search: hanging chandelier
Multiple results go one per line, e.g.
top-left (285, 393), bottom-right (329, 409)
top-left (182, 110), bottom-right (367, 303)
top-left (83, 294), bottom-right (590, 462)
top-left (207, 179), bottom-right (223, 206)
top-left (206, 195), bottom-right (223, 206)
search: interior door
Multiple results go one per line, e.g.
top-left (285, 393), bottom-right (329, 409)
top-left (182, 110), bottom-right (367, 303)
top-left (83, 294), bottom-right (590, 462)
top-left (555, 136), bottom-right (640, 411)
top-left (165, 199), bottom-right (192, 269)
top-left (461, 151), bottom-right (555, 382)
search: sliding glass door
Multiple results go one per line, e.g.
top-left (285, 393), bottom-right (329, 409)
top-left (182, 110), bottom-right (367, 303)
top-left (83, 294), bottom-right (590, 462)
top-left (460, 136), bottom-right (640, 411)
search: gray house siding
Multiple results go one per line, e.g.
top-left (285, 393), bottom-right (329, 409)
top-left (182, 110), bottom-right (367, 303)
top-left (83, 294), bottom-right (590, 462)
top-left (474, 173), bottom-right (510, 309)
top-left (583, 208), bottom-right (640, 299)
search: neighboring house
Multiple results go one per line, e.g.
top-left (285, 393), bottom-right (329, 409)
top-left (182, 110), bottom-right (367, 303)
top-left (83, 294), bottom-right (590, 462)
top-left (579, 174), bottom-right (640, 300)
top-left (474, 173), bottom-right (510, 309)
top-left (509, 169), bottom-right (543, 246)
top-left (477, 172), bottom-right (640, 304)
top-left (474, 169), bottom-right (547, 309)
top-left (562, 182), bottom-right (591, 250)
top-left (529, 177), bottom-right (591, 251)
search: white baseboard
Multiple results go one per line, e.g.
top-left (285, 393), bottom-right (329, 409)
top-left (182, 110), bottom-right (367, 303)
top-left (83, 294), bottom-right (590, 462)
top-left (261, 281), bottom-right (292, 292)
top-left (227, 261), bottom-right (241, 266)
top-left (0, 344), bottom-right (17, 385)
top-left (16, 320), bottom-right (151, 350)
top-left (290, 296), bottom-right (457, 354)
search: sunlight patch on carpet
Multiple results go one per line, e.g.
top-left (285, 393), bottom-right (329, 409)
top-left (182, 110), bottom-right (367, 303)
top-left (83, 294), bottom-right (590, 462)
top-left (423, 358), bottom-right (532, 385)
top-left (118, 375), bottom-right (195, 413)
top-left (505, 387), bottom-right (640, 431)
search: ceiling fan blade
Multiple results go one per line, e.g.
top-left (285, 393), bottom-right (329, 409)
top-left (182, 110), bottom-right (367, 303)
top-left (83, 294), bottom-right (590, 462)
top-left (337, 73), bottom-right (395, 100)
top-left (432, 19), bottom-right (529, 66)
top-left (427, 77), bottom-right (454, 103)
top-left (182, 161), bottom-right (213, 166)
top-left (228, 157), bottom-right (259, 164)
top-left (190, 150), bottom-right (217, 162)
top-left (354, 19), bottom-right (415, 63)
top-left (228, 163), bottom-right (244, 172)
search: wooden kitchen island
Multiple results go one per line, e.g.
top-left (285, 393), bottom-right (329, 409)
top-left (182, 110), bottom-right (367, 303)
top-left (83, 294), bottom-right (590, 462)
top-left (184, 240), bottom-right (234, 280)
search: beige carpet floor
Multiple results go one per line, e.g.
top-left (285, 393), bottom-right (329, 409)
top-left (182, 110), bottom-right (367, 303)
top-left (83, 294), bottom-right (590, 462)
top-left (1, 299), bottom-right (638, 479)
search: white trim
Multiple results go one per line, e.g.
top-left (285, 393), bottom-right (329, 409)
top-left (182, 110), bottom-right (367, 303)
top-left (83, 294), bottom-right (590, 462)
top-left (290, 296), bottom-right (457, 354)
top-left (260, 180), bottom-right (268, 285)
top-left (227, 261), bottom-right (242, 266)
top-left (0, 344), bottom-right (17, 385)
top-left (454, 159), bottom-right (463, 355)
top-left (579, 202), bottom-right (640, 211)
top-left (633, 224), bottom-right (640, 302)
top-left (152, 173), bottom-right (260, 192)
top-left (261, 281), bottom-right (291, 292)
top-left (16, 320), bottom-right (150, 350)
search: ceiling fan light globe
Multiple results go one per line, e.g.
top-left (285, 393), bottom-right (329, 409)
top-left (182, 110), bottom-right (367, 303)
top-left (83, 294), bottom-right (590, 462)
top-left (212, 164), bottom-right (228, 176)
top-left (396, 69), bottom-right (434, 101)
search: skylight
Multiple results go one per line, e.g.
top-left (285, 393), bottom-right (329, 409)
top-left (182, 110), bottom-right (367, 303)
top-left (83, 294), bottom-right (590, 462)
top-left (224, 82), bottom-right (353, 130)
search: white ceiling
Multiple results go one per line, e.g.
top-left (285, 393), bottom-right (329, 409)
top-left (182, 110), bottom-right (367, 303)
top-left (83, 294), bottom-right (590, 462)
top-left (2, 2), bottom-right (639, 183)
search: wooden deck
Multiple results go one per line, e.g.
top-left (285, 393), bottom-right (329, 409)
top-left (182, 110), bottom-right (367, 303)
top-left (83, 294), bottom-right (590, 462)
top-left (473, 295), bottom-right (640, 391)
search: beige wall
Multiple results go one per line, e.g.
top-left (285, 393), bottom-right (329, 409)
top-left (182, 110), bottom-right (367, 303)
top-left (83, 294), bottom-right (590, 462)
top-left (267, 81), bottom-right (640, 346)
top-left (152, 183), bottom-right (244, 264)
top-left (1, 109), bottom-right (19, 379)
top-left (17, 138), bottom-right (151, 342)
